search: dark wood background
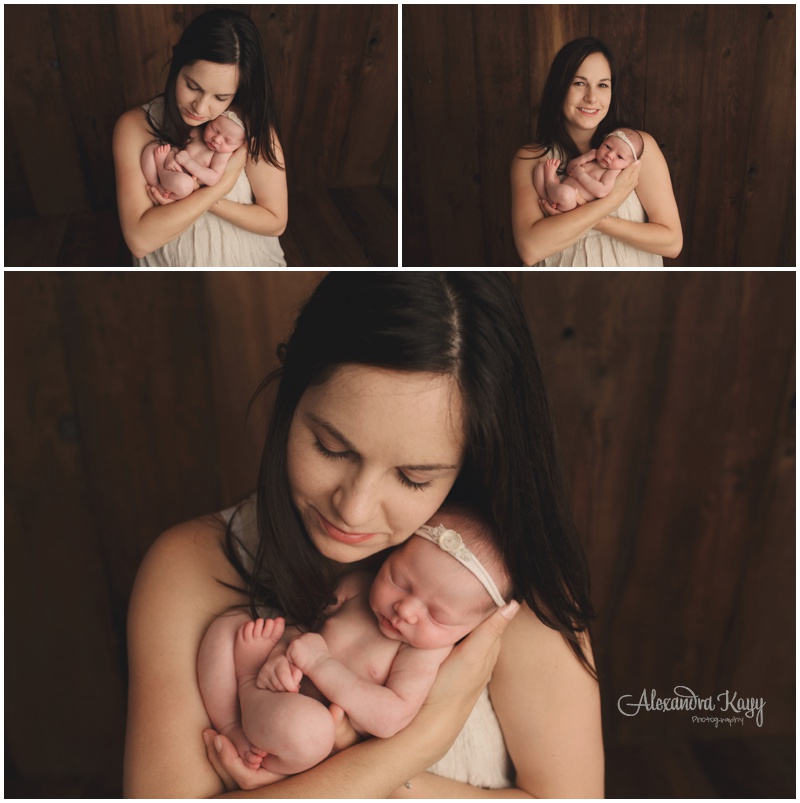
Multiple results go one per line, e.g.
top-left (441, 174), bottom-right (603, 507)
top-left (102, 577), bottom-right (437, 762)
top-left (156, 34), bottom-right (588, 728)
top-left (5, 271), bottom-right (794, 797)
top-left (403, 5), bottom-right (796, 267)
top-left (5, 5), bottom-right (397, 215)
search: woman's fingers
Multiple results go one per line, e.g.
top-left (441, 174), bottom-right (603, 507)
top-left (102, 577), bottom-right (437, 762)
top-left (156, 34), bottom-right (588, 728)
top-left (203, 729), bottom-right (279, 792)
top-left (202, 729), bottom-right (237, 792)
top-left (430, 601), bottom-right (519, 702)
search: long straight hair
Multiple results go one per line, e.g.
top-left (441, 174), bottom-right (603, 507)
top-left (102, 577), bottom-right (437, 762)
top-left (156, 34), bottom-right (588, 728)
top-left (526, 36), bottom-right (633, 166)
top-left (147, 8), bottom-right (282, 168)
top-left (226, 273), bottom-right (596, 676)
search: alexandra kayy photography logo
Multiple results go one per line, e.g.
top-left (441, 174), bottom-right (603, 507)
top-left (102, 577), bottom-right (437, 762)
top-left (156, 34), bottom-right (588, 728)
top-left (617, 686), bottom-right (765, 728)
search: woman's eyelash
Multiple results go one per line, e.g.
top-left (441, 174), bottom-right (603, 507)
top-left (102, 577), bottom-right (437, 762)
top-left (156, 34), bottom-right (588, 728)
top-left (396, 472), bottom-right (432, 491)
top-left (186, 81), bottom-right (229, 101)
top-left (313, 437), bottom-right (432, 490)
top-left (313, 438), bottom-right (350, 460)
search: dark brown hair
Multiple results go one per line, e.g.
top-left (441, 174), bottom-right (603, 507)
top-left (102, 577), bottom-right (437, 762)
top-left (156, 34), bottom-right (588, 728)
top-left (227, 273), bottom-right (596, 675)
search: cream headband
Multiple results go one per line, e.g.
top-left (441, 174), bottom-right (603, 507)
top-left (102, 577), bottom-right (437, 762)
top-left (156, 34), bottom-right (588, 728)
top-left (605, 129), bottom-right (638, 161)
top-left (414, 524), bottom-right (506, 608)
top-left (219, 109), bottom-right (246, 131)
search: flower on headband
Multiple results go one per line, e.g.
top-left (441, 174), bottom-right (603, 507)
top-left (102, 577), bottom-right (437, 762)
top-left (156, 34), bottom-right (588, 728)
top-left (430, 525), bottom-right (471, 560)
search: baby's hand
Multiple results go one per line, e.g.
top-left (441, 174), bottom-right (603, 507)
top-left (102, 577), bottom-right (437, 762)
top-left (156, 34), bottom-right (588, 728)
top-left (255, 653), bottom-right (303, 693)
top-left (570, 163), bottom-right (585, 176)
top-left (286, 632), bottom-right (330, 674)
top-left (174, 149), bottom-right (190, 168)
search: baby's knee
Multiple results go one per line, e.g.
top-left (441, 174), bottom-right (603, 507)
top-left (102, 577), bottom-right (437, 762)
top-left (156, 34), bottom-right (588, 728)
top-left (256, 697), bottom-right (335, 774)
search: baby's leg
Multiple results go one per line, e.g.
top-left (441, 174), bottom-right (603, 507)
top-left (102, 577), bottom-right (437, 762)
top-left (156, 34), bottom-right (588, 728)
top-left (533, 161), bottom-right (549, 202)
top-left (236, 620), bottom-right (336, 775)
top-left (198, 611), bottom-right (272, 768)
top-left (155, 146), bottom-right (196, 200)
top-left (140, 141), bottom-right (162, 188)
top-left (537, 158), bottom-right (577, 211)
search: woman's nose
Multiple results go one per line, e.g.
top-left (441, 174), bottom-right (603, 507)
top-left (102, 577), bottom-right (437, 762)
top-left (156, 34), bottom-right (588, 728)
top-left (333, 471), bottom-right (380, 530)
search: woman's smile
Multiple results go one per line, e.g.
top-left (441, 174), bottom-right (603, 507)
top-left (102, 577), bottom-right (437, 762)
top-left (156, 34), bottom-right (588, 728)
top-left (316, 510), bottom-right (378, 545)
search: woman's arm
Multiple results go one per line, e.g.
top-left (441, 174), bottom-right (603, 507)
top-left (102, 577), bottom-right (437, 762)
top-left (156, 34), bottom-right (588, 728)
top-left (113, 108), bottom-right (246, 259)
top-left (389, 605), bottom-right (604, 799)
top-left (208, 133), bottom-right (288, 237)
top-left (125, 514), bottom-right (518, 798)
top-left (124, 517), bottom-right (248, 797)
top-left (204, 602), bottom-right (520, 798)
top-left (511, 146), bottom-right (641, 266)
top-left (593, 132), bottom-right (682, 258)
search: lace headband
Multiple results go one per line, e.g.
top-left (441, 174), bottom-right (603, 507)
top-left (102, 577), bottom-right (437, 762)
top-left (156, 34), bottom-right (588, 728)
top-left (605, 129), bottom-right (638, 161)
top-left (219, 110), bottom-right (246, 131)
top-left (414, 524), bottom-right (506, 608)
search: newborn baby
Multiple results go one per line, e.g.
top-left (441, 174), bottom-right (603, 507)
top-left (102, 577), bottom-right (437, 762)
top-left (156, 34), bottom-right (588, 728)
top-left (140, 110), bottom-right (247, 200)
top-left (534, 127), bottom-right (643, 212)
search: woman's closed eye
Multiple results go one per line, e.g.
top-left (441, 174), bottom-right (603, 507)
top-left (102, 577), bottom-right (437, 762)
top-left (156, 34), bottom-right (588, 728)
top-left (313, 437), bottom-right (433, 490)
top-left (313, 437), bottom-right (351, 460)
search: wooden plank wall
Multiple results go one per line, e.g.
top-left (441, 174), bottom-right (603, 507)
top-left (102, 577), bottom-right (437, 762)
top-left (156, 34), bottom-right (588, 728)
top-left (403, 5), bottom-right (795, 267)
top-left (5, 272), bottom-right (793, 795)
top-left (4, 5), bottom-right (397, 219)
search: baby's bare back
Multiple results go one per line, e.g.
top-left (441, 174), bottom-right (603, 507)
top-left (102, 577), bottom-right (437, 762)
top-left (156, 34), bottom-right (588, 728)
top-left (319, 596), bottom-right (402, 686)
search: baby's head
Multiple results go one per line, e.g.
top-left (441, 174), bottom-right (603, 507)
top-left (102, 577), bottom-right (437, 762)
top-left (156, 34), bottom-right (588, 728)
top-left (598, 127), bottom-right (643, 169)
top-left (370, 505), bottom-right (512, 650)
top-left (203, 111), bottom-right (247, 153)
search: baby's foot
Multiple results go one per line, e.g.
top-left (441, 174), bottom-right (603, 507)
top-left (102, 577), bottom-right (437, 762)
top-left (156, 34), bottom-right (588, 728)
top-left (154, 144), bottom-right (171, 169)
top-left (220, 722), bottom-right (268, 769)
top-left (234, 618), bottom-right (284, 685)
top-left (544, 158), bottom-right (560, 181)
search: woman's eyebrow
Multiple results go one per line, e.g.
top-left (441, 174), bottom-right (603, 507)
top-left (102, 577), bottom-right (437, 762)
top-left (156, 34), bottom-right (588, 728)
top-left (574, 74), bottom-right (611, 82)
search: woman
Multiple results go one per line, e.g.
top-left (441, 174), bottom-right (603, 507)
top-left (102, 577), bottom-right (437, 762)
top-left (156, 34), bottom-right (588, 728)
top-left (124, 274), bottom-right (604, 797)
top-left (113, 9), bottom-right (287, 266)
top-left (511, 37), bottom-right (682, 267)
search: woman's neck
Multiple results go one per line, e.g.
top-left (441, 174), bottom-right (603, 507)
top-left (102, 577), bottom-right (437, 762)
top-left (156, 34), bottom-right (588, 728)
top-left (565, 123), bottom-right (595, 154)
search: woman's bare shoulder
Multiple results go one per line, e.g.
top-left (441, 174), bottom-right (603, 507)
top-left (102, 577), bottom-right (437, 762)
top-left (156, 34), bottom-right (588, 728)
top-left (130, 514), bottom-right (246, 624)
top-left (513, 142), bottom-right (548, 162)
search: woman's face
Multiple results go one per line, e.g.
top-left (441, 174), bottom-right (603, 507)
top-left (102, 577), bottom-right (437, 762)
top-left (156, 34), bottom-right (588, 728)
top-left (287, 365), bottom-right (465, 565)
top-left (561, 51), bottom-right (612, 136)
top-left (175, 60), bottom-right (238, 126)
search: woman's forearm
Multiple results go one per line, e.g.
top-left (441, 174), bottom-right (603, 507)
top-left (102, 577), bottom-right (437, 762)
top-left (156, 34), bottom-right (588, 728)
top-left (214, 718), bottom-right (454, 799)
top-left (129, 184), bottom-right (229, 258)
top-left (390, 772), bottom-right (532, 799)
top-left (209, 198), bottom-right (287, 237)
top-left (517, 195), bottom-right (617, 266)
top-left (594, 215), bottom-right (682, 258)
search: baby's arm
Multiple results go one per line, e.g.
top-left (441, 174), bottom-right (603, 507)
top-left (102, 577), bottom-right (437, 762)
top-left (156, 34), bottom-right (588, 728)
top-left (174, 150), bottom-right (232, 187)
top-left (566, 149), bottom-right (597, 175)
top-left (254, 622), bottom-right (304, 693)
top-left (571, 165), bottom-right (621, 198)
top-left (287, 636), bottom-right (451, 738)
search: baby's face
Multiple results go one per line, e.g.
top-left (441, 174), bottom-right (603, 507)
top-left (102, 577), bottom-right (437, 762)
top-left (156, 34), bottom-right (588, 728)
top-left (203, 115), bottom-right (246, 153)
top-left (369, 536), bottom-right (492, 650)
top-left (597, 135), bottom-right (634, 169)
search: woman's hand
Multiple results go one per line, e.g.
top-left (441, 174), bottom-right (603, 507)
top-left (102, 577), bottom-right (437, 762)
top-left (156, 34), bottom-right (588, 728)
top-left (538, 198), bottom-right (563, 217)
top-left (203, 729), bottom-right (285, 792)
top-left (604, 159), bottom-right (641, 212)
top-left (400, 600), bottom-right (520, 764)
top-left (215, 143), bottom-right (248, 198)
top-left (145, 184), bottom-right (176, 206)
